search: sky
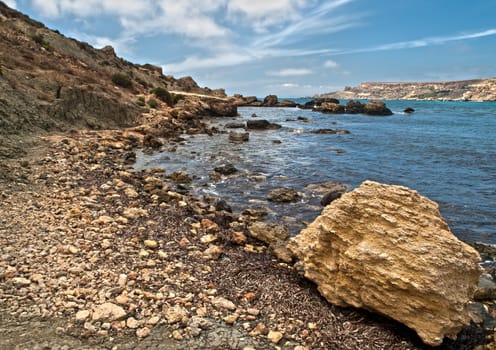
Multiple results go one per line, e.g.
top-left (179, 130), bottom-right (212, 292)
top-left (5, 0), bottom-right (496, 96)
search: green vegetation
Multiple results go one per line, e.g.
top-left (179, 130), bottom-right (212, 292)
top-left (137, 96), bottom-right (146, 106)
top-left (151, 87), bottom-right (172, 105)
top-left (111, 73), bottom-right (133, 89)
top-left (172, 93), bottom-right (185, 104)
top-left (147, 98), bottom-right (158, 109)
top-left (31, 33), bottom-right (52, 51)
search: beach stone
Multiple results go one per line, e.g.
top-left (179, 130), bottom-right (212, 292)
top-left (164, 305), bottom-right (187, 324)
top-left (136, 327), bottom-right (151, 338)
top-left (212, 297), bottom-right (236, 311)
top-left (288, 180), bottom-right (482, 346)
top-left (144, 239), bottom-right (158, 249)
top-left (92, 302), bottom-right (127, 322)
top-left (267, 330), bottom-right (284, 344)
top-left (229, 132), bottom-right (249, 142)
top-left (75, 310), bottom-right (90, 322)
top-left (248, 222), bottom-right (293, 263)
top-left (122, 207), bottom-right (148, 220)
top-left (267, 188), bottom-right (300, 203)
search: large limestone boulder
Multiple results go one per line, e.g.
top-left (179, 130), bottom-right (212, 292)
top-left (288, 181), bottom-right (481, 346)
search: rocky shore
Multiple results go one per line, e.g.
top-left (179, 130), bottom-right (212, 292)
top-left (1, 3), bottom-right (496, 349)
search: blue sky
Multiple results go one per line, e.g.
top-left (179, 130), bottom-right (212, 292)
top-left (5, 0), bottom-right (496, 96)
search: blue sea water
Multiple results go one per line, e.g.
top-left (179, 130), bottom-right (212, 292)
top-left (137, 100), bottom-right (496, 244)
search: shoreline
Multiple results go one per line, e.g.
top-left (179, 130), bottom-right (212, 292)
top-left (0, 120), bottom-right (492, 349)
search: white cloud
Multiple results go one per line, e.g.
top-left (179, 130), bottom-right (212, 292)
top-left (268, 68), bottom-right (313, 76)
top-left (163, 52), bottom-right (252, 73)
top-left (3, 0), bottom-right (16, 9)
top-left (323, 59), bottom-right (338, 68)
top-left (281, 83), bottom-right (300, 88)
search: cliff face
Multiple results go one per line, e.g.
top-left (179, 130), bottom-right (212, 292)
top-left (319, 78), bottom-right (496, 101)
top-left (0, 2), bottom-right (226, 157)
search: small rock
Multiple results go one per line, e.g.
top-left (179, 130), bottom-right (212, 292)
top-left (75, 310), bottom-right (90, 322)
top-left (172, 329), bottom-right (184, 340)
top-left (12, 277), bottom-right (31, 286)
top-left (223, 314), bottom-right (239, 324)
top-left (200, 234), bottom-right (217, 244)
top-left (122, 207), bottom-right (148, 220)
top-left (231, 231), bottom-right (247, 245)
top-left (212, 297), bottom-right (236, 311)
top-left (164, 305), bottom-right (187, 324)
top-left (144, 239), bottom-right (158, 249)
top-left (136, 327), bottom-right (151, 338)
top-left (267, 188), bottom-right (300, 202)
top-left (214, 164), bottom-right (238, 175)
top-left (92, 302), bottom-right (127, 322)
top-left (147, 316), bottom-right (161, 325)
top-left (68, 245), bottom-right (79, 254)
top-left (124, 188), bottom-right (139, 198)
top-left (267, 330), bottom-right (284, 344)
top-left (250, 323), bottom-right (268, 336)
top-left (203, 245), bottom-right (223, 260)
top-left (201, 219), bottom-right (219, 233)
top-left (126, 317), bottom-right (139, 329)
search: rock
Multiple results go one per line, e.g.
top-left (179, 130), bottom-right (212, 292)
top-left (267, 330), bottom-right (284, 344)
top-left (136, 327), bottom-right (151, 338)
top-left (12, 277), bottom-right (31, 286)
top-left (363, 101), bottom-right (393, 116)
top-left (214, 164), bottom-right (238, 175)
top-left (345, 100), bottom-right (364, 114)
top-left (263, 95), bottom-right (278, 106)
top-left (309, 129), bottom-right (349, 135)
top-left (277, 99), bottom-right (297, 107)
top-left (319, 183), bottom-right (348, 206)
top-left (201, 218), bottom-right (219, 233)
top-left (75, 310), bottom-right (90, 322)
top-left (143, 134), bottom-right (163, 149)
top-left (212, 297), bottom-right (236, 311)
top-left (229, 132), bottom-right (249, 142)
top-left (288, 181), bottom-right (482, 346)
top-left (267, 187), bottom-right (300, 202)
top-left (144, 240), bottom-right (158, 249)
top-left (203, 245), bottom-right (223, 260)
top-left (92, 302), bottom-right (127, 322)
top-left (223, 314), bottom-right (239, 324)
top-left (164, 305), bottom-right (187, 324)
top-left (246, 120), bottom-right (281, 130)
top-left (474, 275), bottom-right (496, 301)
top-left (314, 102), bottom-right (345, 114)
top-left (231, 231), bottom-right (247, 245)
top-left (225, 122), bottom-right (245, 129)
top-left (404, 107), bottom-right (415, 113)
top-left (126, 316), bottom-right (140, 329)
top-left (208, 101), bottom-right (238, 117)
top-left (248, 222), bottom-right (293, 263)
top-left (122, 207), bottom-right (148, 220)
top-left (214, 199), bottom-right (232, 213)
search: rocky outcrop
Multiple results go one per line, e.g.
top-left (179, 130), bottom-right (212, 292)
top-left (288, 181), bottom-right (481, 346)
top-left (318, 78), bottom-right (496, 101)
top-left (246, 120), bottom-right (281, 130)
top-left (248, 222), bottom-right (293, 262)
top-left (263, 95), bottom-right (278, 107)
top-left (313, 102), bottom-right (345, 114)
top-left (363, 101), bottom-right (393, 116)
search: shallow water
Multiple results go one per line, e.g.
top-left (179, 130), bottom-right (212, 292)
top-left (136, 100), bottom-right (496, 243)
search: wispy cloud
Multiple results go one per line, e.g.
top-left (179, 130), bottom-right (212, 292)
top-left (4, 0), bottom-right (17, 9)
top-left (323, 59), bottom-right (339, 68)
top-left (268, 68), bottom-right (313, 77)
top-left (331, 29), bottom-right (496, 55)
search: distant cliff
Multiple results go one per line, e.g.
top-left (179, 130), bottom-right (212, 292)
top-left (318, 78), bottom-right (496, 101)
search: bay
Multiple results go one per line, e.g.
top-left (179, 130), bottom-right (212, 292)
top-left (136, 100), bottom-right (496, 244)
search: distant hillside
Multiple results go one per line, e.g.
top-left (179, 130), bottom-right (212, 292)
top-left (318, 78), bottom-right (496, 101)
top-left (0, 2), bottom-right (227, 157)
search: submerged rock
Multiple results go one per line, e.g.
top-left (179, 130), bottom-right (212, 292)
top-left (288, 180), bottom-right (481, 346)
top-left (246, 120), bottom-right (281, 130)
top-left (228, 132), bottom-right (249, 142)
top-left (267, 188), bottom-right (301, 202)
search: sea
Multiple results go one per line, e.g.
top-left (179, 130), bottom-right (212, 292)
top-left (136, 99), bottom-right (496, 244)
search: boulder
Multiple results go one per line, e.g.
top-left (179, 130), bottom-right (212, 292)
top-left (248, 222), bottom-right (293, 262)
top-left (267, 188), bottom-right (300, 202)
top-left (363, 101), bottom-right (393, 116)
top-left (246, 120), bottom-right (281, 130)
top-left (207, 100), bottom-right (238, 117)
top-left (288, 181), bottom-right (481, 346)
top-left (225, 122), bottom-right (245, 129)
top-left (313, 102), bottom-right (345, 114)
top-left (277, 99), bottom-right (297, 107)
top-left (345, 100), bottom-right (365, 114)
top-left (214, 163), bottom-right (238, 175)
top-left (263, 95), bottom-right (278, 106)
top-left (229, 132), bottom-right (249, 142)
top-left (404, 107), bottom-right (415, 113)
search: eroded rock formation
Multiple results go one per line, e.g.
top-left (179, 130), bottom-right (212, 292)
top-left (288, 181), bottom-right (482, 346)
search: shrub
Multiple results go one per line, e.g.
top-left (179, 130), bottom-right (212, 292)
top-left (137, 96), bottom-right (146, 106)
top-left (111, 73), bottom-right (133, 88)
top-left (148, 98), bottom-right (158, 109)
top-left (172, 94), bottom-right (185, 105)
top-left (151, 87), bottom-right (172, 105)
top-left (31, 33), bottom-right (52, 51)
